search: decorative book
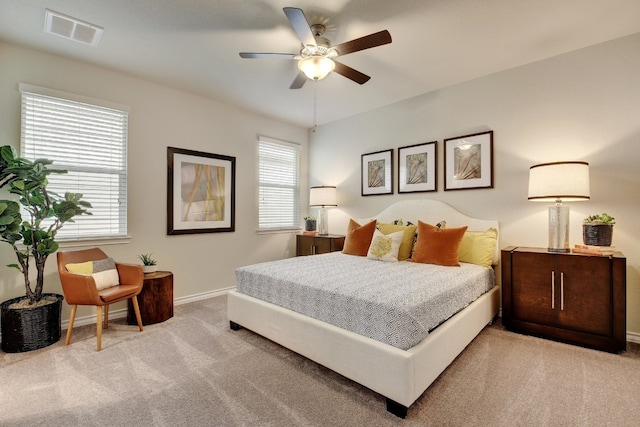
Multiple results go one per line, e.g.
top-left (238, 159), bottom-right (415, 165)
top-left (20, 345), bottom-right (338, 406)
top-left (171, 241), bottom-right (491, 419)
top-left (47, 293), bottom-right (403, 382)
top-left (572, 244), bottom-right (615, 256)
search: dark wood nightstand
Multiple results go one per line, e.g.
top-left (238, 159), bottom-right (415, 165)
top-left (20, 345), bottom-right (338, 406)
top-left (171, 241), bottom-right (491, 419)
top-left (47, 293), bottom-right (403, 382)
top-left (296, 234), bottom-right (345, 256)
top-left (501, 247), bottom-right (626, 353)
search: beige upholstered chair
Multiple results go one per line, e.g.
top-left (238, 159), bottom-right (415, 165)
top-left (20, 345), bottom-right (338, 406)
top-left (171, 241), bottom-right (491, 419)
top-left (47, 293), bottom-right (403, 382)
top-left (57, 248), bottom-right (144, 351)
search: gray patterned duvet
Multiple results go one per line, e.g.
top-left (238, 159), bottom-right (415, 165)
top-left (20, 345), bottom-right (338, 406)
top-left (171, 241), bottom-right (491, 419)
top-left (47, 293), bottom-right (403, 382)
top-left (235, 252), bottom-right (495, 350)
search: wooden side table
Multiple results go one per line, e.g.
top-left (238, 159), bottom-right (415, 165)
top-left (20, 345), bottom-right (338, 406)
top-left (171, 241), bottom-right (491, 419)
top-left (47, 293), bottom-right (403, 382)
top-left (127, 271), bottom-right (174, 326)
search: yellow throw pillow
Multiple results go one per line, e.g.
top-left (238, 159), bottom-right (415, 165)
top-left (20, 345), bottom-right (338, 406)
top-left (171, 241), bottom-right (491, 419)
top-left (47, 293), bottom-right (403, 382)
top-left (65, 261), bottom-right (93, 275)
top-left (458, 228), bottom-right (498, 267)
top-left (411, 221), bottom-right (467, 267)
top-left (377, 223), bottom-right (417, 261)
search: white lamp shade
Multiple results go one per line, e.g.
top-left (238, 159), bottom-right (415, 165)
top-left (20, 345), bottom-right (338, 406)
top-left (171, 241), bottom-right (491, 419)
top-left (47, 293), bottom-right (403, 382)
top-left (528, 161), bottom-right (590, 202)
top-left (298, 56), bottom-right (335, 81)
top-left (309, 186), bottom-right (337, 207)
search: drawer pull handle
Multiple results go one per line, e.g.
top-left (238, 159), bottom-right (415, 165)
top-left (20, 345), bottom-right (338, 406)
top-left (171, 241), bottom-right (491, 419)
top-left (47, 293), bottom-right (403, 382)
top-left (312, 245), bottom-right (316, 255)
top-left (560, 272), bottom-right (564, 311)
top-left (551, 271), bottom-right (555, 309)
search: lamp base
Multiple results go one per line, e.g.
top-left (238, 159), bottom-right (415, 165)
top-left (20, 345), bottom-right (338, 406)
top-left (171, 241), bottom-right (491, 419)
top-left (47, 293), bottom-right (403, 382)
top-left (548, 203), bottom-right (570, 252)
top-left (318, 207), bottom-right (329, 236)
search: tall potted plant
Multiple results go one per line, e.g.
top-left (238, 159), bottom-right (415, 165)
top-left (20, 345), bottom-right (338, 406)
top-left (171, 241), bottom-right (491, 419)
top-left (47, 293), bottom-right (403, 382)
top-left (0, 145), bottom-right (91, 352)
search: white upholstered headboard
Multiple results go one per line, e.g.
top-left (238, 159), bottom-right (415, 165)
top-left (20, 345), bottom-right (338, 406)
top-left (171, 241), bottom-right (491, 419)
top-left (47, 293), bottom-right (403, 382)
top-left (358, 199), bottom-right (500, 265)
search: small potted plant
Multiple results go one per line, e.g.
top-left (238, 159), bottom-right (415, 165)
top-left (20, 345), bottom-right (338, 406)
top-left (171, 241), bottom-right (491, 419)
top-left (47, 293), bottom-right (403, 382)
top-left (583, 213), bottom-right (615, 246)
top-left (304, 215), bottom-right (317, 231)
top-left (138, 253), bottom-right (157, 274)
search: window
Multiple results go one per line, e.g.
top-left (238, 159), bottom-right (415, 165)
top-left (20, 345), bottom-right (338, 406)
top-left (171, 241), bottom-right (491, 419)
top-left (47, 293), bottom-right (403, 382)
top-left (20, 84), bottom-right (129, 240)
top-left (258, 136), bottom-right (301, 231)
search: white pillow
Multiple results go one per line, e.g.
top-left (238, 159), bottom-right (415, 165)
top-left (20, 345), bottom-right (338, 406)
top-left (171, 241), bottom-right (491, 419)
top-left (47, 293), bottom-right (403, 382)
top-left (91, 258), bottom-right (119, 290)
top-left (367, 229), bottom-right (404, 262)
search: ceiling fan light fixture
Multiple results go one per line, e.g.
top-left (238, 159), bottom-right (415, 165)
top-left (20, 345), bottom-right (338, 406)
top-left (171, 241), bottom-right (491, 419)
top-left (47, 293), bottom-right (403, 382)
top-left (298, 56), bottom-right (335, 81)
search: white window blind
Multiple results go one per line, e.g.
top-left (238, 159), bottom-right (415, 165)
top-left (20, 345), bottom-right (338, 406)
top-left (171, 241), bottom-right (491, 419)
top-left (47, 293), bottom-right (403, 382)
top-left (20, 84), bottom-right (128, 240)
top-left (258, 136), bottom-right (301, 231)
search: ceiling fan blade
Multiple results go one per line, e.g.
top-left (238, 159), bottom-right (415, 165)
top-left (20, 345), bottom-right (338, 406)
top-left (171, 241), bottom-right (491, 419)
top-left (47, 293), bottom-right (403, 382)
top-left (239, 52), bottom-right (297, 59)
top-left (333, 60), bottom-right (371, 85)
top-left (283, 7), bottom-right (316, 48)
top-left (333, 30), bottom-right (392, 56)
top-left (289, 71), bottom-right (307, 89)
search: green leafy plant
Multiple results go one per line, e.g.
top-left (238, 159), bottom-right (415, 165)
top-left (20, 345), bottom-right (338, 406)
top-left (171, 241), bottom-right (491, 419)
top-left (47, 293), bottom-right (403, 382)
top-left (304, 215), bottom-right (316, 220)
top-left (583, 213), bottom-right (615, 225)
top-left (0, 145), bottom-right (92, 305)
top-left (137, 253), bottom-right (157, 266)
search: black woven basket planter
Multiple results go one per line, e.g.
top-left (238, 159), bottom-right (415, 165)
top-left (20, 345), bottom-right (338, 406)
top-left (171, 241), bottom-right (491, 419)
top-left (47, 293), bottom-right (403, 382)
top-left (582, 224), bottom-right (613, 246)
top-left (0, 293), bottom-right (64, 353)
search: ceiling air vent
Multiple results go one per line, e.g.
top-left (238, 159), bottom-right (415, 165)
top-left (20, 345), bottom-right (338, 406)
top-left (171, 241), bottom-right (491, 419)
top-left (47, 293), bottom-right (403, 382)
top-left (44, 9), bottom-right (103, 47)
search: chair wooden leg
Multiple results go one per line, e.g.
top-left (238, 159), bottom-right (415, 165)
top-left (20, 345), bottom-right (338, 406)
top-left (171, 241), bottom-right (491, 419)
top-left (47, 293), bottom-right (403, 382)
top-left (131, 296), bottom-right (144, 331)
top-left (65, 305), bottom-right (78, 345)
top-left (104, 305), bottom-right (109, 329)
top-left (96, 306), bottom-right (103, 351)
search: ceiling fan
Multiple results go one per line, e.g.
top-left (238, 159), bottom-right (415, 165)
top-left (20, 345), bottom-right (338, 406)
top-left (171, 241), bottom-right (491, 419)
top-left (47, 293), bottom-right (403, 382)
top-left (239, 7), bottom-right (392, 89)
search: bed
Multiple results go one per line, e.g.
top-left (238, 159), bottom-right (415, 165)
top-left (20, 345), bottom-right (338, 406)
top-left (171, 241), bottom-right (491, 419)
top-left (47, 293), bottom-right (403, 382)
top-left (227, 199), bottom-right (500, 418)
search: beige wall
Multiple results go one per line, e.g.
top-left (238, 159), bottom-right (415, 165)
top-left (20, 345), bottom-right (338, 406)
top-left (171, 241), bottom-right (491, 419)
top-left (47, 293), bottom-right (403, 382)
top-left (309, 33), bottom-right (640, 339)
top-left (0, 42), bottom-right (308, 322)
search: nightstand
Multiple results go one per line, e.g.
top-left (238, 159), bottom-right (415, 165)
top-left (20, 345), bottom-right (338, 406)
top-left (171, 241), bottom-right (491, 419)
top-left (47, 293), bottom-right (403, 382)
top-left (501, 247), bottom-right (626, 353)
top-left (296, 234), bottom-right (345, 256)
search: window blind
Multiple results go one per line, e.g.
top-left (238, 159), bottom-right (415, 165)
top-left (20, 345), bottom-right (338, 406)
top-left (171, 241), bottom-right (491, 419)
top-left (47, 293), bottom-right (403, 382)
top-left (258, 136), bottom-right (301, 231)
top-left (20, 84), bottom-right (128, 240)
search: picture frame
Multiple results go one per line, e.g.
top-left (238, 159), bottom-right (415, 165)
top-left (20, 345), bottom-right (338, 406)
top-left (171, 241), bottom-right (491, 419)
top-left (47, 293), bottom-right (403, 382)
top-left (444, 130), bottom-right (493, 191)
top-left (167, 147), bottom-right (236, 235)
top-left (361, 149), bottom-right (393, 196)
top-left (398, 141), bottom-right (437, 193)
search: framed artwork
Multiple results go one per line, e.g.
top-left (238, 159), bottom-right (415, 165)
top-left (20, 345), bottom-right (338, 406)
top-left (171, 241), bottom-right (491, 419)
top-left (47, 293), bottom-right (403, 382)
top-left (444, 130), bottom-right (493, 191)
top-left (398, 141), bottom-right (437, 193)
top-left (167, 147), bottom-right (236, 235)
top-left (361, 149), bottom-right (393, 196)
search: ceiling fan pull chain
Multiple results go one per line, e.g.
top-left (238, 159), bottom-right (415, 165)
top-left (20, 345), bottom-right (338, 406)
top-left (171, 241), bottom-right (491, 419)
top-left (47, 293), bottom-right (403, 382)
top-left (312, 82), bottom-right (318, 132)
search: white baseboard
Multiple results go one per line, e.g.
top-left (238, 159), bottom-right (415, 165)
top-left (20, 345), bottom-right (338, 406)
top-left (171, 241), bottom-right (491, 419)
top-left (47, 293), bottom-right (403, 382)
top-left (61, 286), bottom-right (235, 330)
top-left (173, 286), bottom-right (234, 306)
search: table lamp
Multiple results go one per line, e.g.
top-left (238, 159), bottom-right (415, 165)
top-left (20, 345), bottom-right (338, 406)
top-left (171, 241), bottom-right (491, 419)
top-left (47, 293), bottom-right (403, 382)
top-left (309, 186), bottom-right (337, 236)
top-left (528, 161), bottom-right (590, 252)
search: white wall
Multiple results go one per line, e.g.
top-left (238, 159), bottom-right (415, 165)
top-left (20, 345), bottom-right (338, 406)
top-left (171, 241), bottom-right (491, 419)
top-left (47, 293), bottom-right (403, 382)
top-left (0, 42), bottom-right (308, 321)
top-left (310, 33), bottom-right (640, 337)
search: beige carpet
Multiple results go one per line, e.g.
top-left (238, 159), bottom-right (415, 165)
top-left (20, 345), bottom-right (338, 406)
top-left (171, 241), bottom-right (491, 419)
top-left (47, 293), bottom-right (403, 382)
top-left (1, 295), bottom-right (639, 426)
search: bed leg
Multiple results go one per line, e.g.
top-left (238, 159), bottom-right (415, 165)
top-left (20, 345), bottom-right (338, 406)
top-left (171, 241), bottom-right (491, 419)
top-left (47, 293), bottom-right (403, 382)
top-left (385, 398), bottom-right (408, 419)
top-left (229, 321), bottom-right (241, 331)
top-left (488, 313), bottom-right (499, 326)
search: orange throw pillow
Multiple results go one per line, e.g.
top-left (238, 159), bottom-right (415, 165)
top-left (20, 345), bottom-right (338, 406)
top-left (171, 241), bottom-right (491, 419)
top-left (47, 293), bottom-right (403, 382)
top-left (411, 221), bottom-right (468, 266)
top-left (342, 219), bottom-right (377, 256)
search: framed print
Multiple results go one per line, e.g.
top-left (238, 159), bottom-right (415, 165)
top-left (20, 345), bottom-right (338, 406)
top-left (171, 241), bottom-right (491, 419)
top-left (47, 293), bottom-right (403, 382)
top-left (398, 141), bottom-right (437, 193)
top-left (444, 131), bottom-right (493, 191)
top-left (167, 147), bottom-right (236, 235)
top-left (361, 149), bottom-right (393, 196)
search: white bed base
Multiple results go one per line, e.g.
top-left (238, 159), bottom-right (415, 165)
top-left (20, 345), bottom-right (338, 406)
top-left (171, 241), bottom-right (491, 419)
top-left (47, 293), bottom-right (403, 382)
top-left (227, 199), bottom-right (500, 417)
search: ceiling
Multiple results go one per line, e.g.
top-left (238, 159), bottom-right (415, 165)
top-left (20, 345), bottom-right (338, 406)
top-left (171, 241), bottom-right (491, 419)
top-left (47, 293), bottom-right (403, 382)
top-left (1, 0), bottom-right (640, 129)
